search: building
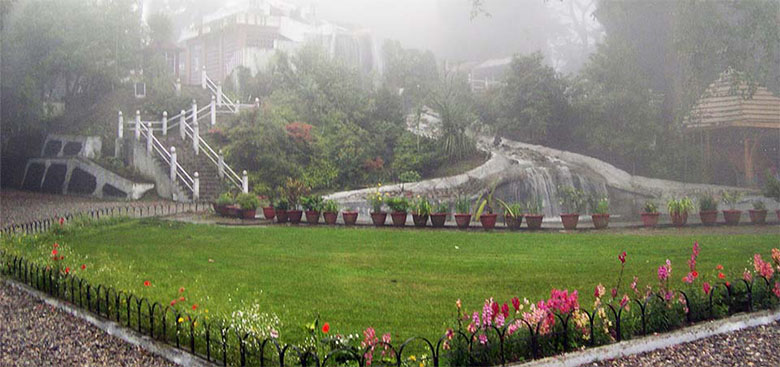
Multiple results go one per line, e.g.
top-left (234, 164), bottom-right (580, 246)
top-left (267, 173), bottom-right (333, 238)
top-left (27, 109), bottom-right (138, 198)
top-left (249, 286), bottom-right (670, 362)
top-left (178, 0), bottom-right (380, 86)
top-left (684, 69), bottom-right (780, 186)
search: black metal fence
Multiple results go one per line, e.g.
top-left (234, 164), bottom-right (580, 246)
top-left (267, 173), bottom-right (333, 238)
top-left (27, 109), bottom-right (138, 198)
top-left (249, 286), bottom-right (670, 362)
top-left (1, 212), bottom-right (778, 367)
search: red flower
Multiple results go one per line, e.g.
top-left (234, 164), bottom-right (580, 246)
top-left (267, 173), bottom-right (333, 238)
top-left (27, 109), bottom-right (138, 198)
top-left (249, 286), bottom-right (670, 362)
top-left (490, 301), bottom-right (499, 319)
top-left (170, 300), bottom-right (176, 306)
top-left (322, 322), bottom-right (330, 333)
top-left (51, 248), bottom-right (58, 256)
top-left (716, 264), bottom-right (723, 270)
top-left (81, 264), bottom-right (86, 270)
top-left (703, 282), bottom-right (712, 295)
top-left (618, 251), bottom-right (627, 264)
top-left (192, 304), bottom-right (198, 311)
top-left (501, 303), bottom-right (509, 318)
top-left (59, 256), bottom-right (63, 260)
top-left (511, 297), bottom-right (520, 312)
top-left (179, 296), bottom-right (185, 302)
top-left (59, 217), bottom-right (65, 226)
top-left (144, 280), bottom-right (151, 287)
top-left (179, 287), bottom-right (185, 293)
top-left (692, 270), bottom-right (699, 278)
top-left (53, 243), bottom-right (59, 248)
top-left (718, 272), bottom-right (725, 279)
top-left (65, 267), bottom-right (70, 274)
top-left (725, 281), bottom-right (731, 288)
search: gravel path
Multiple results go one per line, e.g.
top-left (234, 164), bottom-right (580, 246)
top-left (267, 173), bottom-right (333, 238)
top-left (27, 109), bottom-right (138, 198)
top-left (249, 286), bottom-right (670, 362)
top-left (588, 322), bottom-right (780, 367)
top-left (0, 281), bottom-right (176, 367)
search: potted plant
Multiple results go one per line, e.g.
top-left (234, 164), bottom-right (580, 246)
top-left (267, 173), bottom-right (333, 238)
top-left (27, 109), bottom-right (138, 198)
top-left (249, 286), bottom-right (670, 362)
top-left (590, 197), bottom-right (610, 229)
top-left (275, 199), bottom-right (290, 223)
top-left (387, 196), bottom-right (410, 227)
top-left (667, 197), bottom-right (694, 227)
top-left (475, 186), bottom-right (499, 230)
top-left (261, 198), bottom-right (276, 220)
top-left (411, 196), bottom-right (432, 227)
top-left (454, 195), bottom-right (472, 229)
top-left (342, 207), bottom-right (358, 225)
top-left (367, 185), bottom-right (387, 226)
top-left (558, 186), bottom-right (586, 230)
top-left (763, 171), bottom-right (780, 220)
top-left (524, 197), bottom-right (544, 230)
top-left (282, 178), bottom-right (309, 225)
top-left (236, 193), bottom-right (260, 219)
top-left (698, 193), bottom-right (719, 225)
top-left (253, 185), bottom-right (275, 220)
top-left (721, 190), bottom-right (743, 225)
top-left (322, 200), bottom-right (339, 225)
top-left (497, 199), bottom-right (523, 230)
top-left (749, 200), bottom-right (767, 225)
top-left (430, 202), bottom-right (448, 228)
top-left (302, 195), bottom-right (323, 225)
top-left (641, 201), bottom-right (660, 227)
top-left (214, 192), bottom-right (233, 217)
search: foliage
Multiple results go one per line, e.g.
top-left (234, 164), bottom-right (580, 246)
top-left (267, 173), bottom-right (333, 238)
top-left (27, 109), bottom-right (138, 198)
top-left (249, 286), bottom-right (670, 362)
top-left (474, 184), bottom-right (498, 218)
top-left (216, 193), bottom-right (234, 206)
top-left (427, 72), bottom-right (477, 161)
top-left (280, 178), bottom-right (309, 210)
top-left (590, 197), bottom-right (609, 215)
top-left (322, 200), bottom-right (339, 213)
top-left (667, 197), bottom-right (694, 215)
top-left (366, 184), bottom-right (387, 213)
top-left (752, 201), bottom-right (766, 211)
top-left (433, 202), bottom-right (449, 214)
top-left (236, 193), bottom-right (260, 211)
top-left (301, 196), bottom-right (324, 212)
top-left (274, 199), bottom-right (290, 211)
top-left (558, 186), bottom-right (586, 214)
top-left (398, 170), bottom-right (421, 184)
top-left (698, 193), bottom-right (718, 212)
top-left (497, 199), bottom-right (524, 218)
top-left (455, 195), bottom-right (471, 214)
top-left (386, 197), bottom-right (410, 213)
top-left (763, 171), bottom-right (780, 203)
top-left (411, 196), bottom-right (432, 216)
top-left (525, 197), bottom-right (545, 215)
top-left (643, 201), bottom-right (658, 213)
top-left (721, 190), bottom-right (743, 210)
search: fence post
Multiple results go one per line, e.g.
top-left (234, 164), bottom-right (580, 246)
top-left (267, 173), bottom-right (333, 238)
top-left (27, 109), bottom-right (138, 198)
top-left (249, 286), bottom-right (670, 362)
top-left (210, 95), bottom-right (216, 126)
top-left (117, 111), bottom-right (124, 139)
top-left (193, 120), bottom-right (199, 155)
top-left (146, 122), bottom-right (153, 154)
top-left (255, 97), bottom-right (260, 108)
top-left (193, 172), bottom-right (200, 201)
top-left (134, 110), bottom-right (141, 140)
top-left (235, 99), bottom-right (240, 114)
top-left (179, 109), bottom-right (186, 140)
top-left (192, 99), bottom-right (198, 123)
top-left (218, 149), bottom-right (225, 179)
top-left (175, 78), bottom-right (181, 96)
top-left (170, 147), bottom-right (177, 182)
top-left (162, 111), bottom-right (168, 136)
top-left (201, 66), bottom-right (207, 89)
top-left (242, 170), bottom-right (248, 193)
top-left (216, 83), bottom-right (223, 107)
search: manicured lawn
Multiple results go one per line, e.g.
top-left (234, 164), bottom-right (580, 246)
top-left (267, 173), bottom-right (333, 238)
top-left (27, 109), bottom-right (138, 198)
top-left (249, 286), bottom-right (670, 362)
top-left (3, 218), bottom-right (778, 343)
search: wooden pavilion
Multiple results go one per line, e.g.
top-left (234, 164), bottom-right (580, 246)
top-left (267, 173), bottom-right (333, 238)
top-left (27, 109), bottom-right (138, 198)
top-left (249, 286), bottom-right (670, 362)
top-left (684, 70), bottom-right (780, 187)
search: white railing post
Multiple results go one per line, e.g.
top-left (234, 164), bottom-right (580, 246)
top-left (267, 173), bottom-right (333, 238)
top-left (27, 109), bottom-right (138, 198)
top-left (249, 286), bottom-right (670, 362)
top-left (192, 99), bottom-right (198, 123)
top-left (242, 170), bottom-right (248, 193)
top-left (210, 95), bottom-right (216, 126)
top-left (175, 78), bottom-right (181, 96)
top-left (218, 149), bottom-right (225, 178)
top-left (146, 122), bottom-right (153, 154)
top-left (170, 147), bottom-right (177, 182)
top-left (235, 99), bottom-right (240, 114)
top-left (117, 111), bottom-right (124, 139)
top-left (193, 172), bottom-right (200, 201)
top-left (255, 97), bottom-right (260, 108)
top-left (162, 111), bottom-right (168, 136)
top-left (179, 109), bottom-right (186, 140)
top-left (216, 83), bottom-right (223, 107)
top-left (193, 120), bottom-right (199, 155)
top-left (201, 66), bottom-right (207, 89)
top-left (134, 110), bottom-right (141, 140)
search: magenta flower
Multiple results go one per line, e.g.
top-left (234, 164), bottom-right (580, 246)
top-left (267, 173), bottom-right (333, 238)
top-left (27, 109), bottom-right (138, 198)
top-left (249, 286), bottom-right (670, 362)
top-left (511, 297), bottom-right (520, 312)
top-left (743, 269), bottom-right (753, 282)
top-left (619, 295), bottom-right (630, 309)
top-left (658, 263), bottom-right (670, 281)
top-left (501, 303), bottom-right (509, 318)
top-left (774, 282), bottom-right (780, 298)
top-left (618, 251), bottom-right (627, 264)
top-left (703, 282), bottom-right (712, 295)
top-left (478, 334), bottom-right (488, 345)
top-left (683, 272), bottom-right (695, 284)
top-left (754, 254), bottom-right (775, 279)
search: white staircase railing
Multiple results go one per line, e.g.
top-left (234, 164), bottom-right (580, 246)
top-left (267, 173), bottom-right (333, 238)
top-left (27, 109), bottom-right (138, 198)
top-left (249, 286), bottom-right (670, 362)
top-left (136, 117), bottom-right (198, 201)
top-left (201, 67), bottom-right (260, 114)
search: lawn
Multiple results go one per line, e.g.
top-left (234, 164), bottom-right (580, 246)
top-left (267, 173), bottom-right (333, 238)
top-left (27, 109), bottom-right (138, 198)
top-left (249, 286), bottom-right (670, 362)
top-left (3, 218), bottom-right (778, 344)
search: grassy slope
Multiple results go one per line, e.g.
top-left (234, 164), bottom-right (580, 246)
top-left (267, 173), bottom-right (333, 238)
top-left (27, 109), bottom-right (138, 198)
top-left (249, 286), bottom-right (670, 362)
top-left (6, 219), bottom-right (778, 342)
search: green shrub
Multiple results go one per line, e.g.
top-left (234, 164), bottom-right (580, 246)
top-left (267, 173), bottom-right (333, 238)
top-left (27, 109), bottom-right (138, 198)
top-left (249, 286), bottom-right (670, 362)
top-left (526, 197), bottom-right (544, 215)
top-left (322, 200), bottom-right (339, 213)
top-left (301, 196), bottom-right (324, 211)
top-left (753, 200), bottom-right (766, 210)
top-left (216, 192), bottom-right (234, 206)
top-left (411, 196), bottom-right (432, 215)
top-left (643, 201), bottom-right (658, 213)
top-left (236, 193), bottom-right (260, 210)
top-left (698, 193), bottom-right (718, 211)
top-left (558, 186), bottom-right (586, 214)
top-left (433, 202), bottom-right (449, 214)
top-left (667, 197), bottom-right (694, 215)
top-left (592, 198), bottom-right (609, 214)
top-left (721, 190), bottom-right (742, 209)
top-left (455, 195), bottom-right (471, 214)
top-left (386, 197), bottom-right (410, 212)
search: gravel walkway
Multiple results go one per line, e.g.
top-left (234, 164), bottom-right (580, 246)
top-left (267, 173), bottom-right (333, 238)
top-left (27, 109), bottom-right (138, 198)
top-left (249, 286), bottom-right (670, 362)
top-left (0, 281), bottom-right (176, 367)
top-left (588, 322), bottom-right (780, 367)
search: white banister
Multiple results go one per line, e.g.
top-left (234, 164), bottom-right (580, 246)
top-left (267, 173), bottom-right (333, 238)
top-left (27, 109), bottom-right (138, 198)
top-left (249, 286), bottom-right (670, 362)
top-left (210, 95), bottom-right (216, 126)
top-left (170, 147), bottom-right (177, 182)
top-left (216, 83), bottom-right (223, 107)
top-left (162, 111), bottom-right (168, 136)
top-left (117, 111), bottom-right (124, 139)
top-left (135, 110), bottom-right (141, 140)
top-left (175, 78), bottom-right (181, 96)
top-left (201, 66), bottom-right (207, 89)
top-left (191, 100), bottom-right (198, 123)
top-left (242, 170), bottom-right (248, 193)
top-left (193, 172), bottom-right (200, 201)
top-left (179, 109), bottom-right (186, 140)
top-left (146, 122), bottom-right (153, 154)
top-left (255, 97), bottom-right (260, 108)
top-left (235, 99), bottom-right (240, 114)
top-left (218, 149), bottom-right (225, 178)
top-left (193, 120), bottom-right (199, 155)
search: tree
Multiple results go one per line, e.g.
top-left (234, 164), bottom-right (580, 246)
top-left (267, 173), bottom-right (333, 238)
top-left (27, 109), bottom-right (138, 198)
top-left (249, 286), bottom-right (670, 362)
top-left (427, 71), bottom-right (477, 161)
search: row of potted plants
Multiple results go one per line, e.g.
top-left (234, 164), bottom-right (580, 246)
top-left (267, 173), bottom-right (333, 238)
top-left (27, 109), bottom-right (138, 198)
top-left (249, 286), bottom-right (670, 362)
top-left (641, 190), bottom-right (775, 227)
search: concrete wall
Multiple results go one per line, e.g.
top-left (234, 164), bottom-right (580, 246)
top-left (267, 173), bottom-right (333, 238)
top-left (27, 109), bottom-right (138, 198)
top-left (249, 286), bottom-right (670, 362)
top-left (42, 134), bottom-right (102, 159)
top-left (125, 139), bottom-right (189, 202)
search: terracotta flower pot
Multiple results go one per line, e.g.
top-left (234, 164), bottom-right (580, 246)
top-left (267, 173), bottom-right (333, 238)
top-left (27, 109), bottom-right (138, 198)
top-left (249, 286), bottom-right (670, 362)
top-left (287, 210), bottom-right (303, 224)
top-left (749, 209), bottom-right (767, 224)
top-left (670, 212), bottom-right (688, 227)
top-left (479, 213), bottom-right (498, 230)
top-left (412, 214), bottom-right (429, 227)
top-left (263, 207), bottom-right (275, 220)
top-left (213, 203), bottom-right (226, 216)
top-left (275, 209), bottom-right (288, 223)
top-left (641, 212), bottom-right (659, 227)
top-left (240, 209), bottom-right (256, 219)
top-left (454, 214), bottom-right (471, 229)
top-left (226, 205), bottom-right (241, 218)
top-left (722, 210), bottom-right (742, 225)
top-left (560, 213), bottom-right (580, 230)
top-left (370, 212), bottom-right (387, 226)
top-left (323, 212), bottom-right (338, 225)
top-left (430, 213), bottom-right (447, 228)
top-left (305, 210), bottom-right (320, 224)
top-left (342, 211), bottom-right (358, 225)
top-left (505, 214), bottom-right (523, 230)
top-left (525, 214), bottom-right (544, 230)
top-left (390, 212), bottom-right (407, 227)
top-left (591, 213), bottom-right (610, 229)
top-left (699, 210), bottom-right (718, 225)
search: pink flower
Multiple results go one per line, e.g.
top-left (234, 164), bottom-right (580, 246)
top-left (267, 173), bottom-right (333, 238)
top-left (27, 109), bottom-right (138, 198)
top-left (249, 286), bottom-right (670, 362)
top-left (611, 288), bottom-right (618, 298)
top-left (658, 263), bottom-right (670, 281)
top-left (620, 294), bottom-right (630, 309)
top-left (618, 251), bottom-right (627, 264)
top-left (703, 282), bottom-right (712, 295)
top-left (753, 254), bottom-right (775, 279)
top-left (456, 299), bottom-right (461, 309)
top-left (772, 248), bottom-right (780, 268)
top-left (743, 269), bottom-right (753, 282)
top-left (478, 334), bottom-right (488, 344)
top-left (511, 297), bottom-right (520, 312)
top-left (445, 328), bottom-right (454, 340)
top-left (682, 273), bottom-right (695, 284)
top-left (594, 284), bottom-right (606, 298)
top-left (773, 282), bottom-right (780, 298)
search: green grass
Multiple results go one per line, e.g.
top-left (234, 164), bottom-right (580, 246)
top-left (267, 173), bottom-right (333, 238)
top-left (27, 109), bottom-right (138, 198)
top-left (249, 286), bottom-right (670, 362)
top-left (4, 218), bottom-right (778, 344)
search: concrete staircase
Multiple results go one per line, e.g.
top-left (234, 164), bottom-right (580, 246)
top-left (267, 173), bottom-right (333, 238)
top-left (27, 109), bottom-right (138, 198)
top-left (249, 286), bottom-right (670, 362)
top-left (159, 134), bottom-right (222, 201)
